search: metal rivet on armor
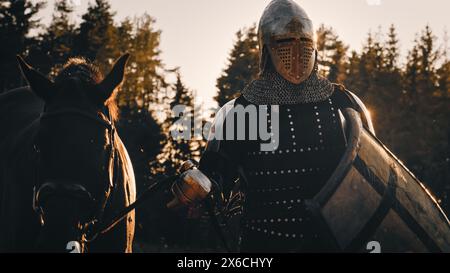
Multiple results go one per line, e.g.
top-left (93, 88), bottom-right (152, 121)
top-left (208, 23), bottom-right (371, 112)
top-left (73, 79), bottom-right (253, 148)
top-left (288, 115), bottom-right (292, 118)
top-left (315, 112), bottom-right (319, 116)
top-left (291, 128), bottom-right (294, 131)
top-left (317, 119), bottom-right (321, 122)
top-left (290, 121), bottom-right (293, 125)
top-left (292, 234), bottom-right (297, 238)
top-left (293, 149), bottom-right (297, 152)
top-left (286, 234), bottom-right (290, 238)
top-left (302, 169), bottom-right (306, 173)
top-left (331, 107), bottom-right (335, 110)
top-left (285, 149), bottom-right (289, 153)
top-left (314, 106), bottom-right (318, 110)
top-left (319, 132), bottom-right (323, 136)
top-left (288, 170), bottom-right (292, 173)
top-left (287, 108), bottom-right (291, 112)
top-left (293, 142), bottom-right (297, 146)
top-left (307, 147), bottom-right (311, 151)
top-left (281, 170), bottom-right (284, 174)
top-left (320, 139), bottom-right (324, 143)
top-left (297, 199), bottom-right (301, 203)
top-left (295, 169), bottom-right (299, 173)
top-left (318, 125), bottom-right (322, 129)
top-left (271, 231), bottom-right (275, 235)
top-left (292, 135), bottom-right (296, 139)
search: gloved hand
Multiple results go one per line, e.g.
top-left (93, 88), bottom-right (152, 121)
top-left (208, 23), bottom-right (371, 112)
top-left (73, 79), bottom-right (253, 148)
top-left (167, 161), bottom-right (212, 209)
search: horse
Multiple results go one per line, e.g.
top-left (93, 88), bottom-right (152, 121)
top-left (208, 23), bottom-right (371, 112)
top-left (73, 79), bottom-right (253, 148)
top-left (0, 54), bottom-right (136, 252)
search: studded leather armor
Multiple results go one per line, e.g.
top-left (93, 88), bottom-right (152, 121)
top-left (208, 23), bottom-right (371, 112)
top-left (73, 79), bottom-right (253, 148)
top-left (200, 84), bottom-right (367, 252)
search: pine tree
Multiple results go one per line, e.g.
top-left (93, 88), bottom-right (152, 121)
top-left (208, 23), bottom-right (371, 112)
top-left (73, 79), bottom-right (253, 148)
top-left (385, 24), bottom-right (400, 72)
top-left (316, 24), bottom-right (348, 83)
top-left (215, 25), bottom-right (259, 107)
top-left (417, 25), bottom-right (439, 94)
top-left (115, 14), bottom-right (167, 112)
top-left (30, 0), bottom-right (76, 76)
top-left (344, 51), bottom-right (362, 93)
top-left (400, 26), bottom-right (445, 195)
top-left (156, 73), bottom-right (197, 175)
top-left (74, 0), bottom-right (116, 68)
top-left (0, 0), bottom-right (45, 91)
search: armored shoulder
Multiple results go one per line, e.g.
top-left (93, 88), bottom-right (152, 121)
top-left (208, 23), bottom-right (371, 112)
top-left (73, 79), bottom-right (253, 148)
top-left (345, 90), bottom-right (375, 135)
top-left (333, 84), bottom-right (375, 135)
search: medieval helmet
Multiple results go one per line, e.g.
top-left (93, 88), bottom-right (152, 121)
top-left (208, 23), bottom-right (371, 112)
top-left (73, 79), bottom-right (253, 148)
top-left (258, 0), bottom-right (316, 84)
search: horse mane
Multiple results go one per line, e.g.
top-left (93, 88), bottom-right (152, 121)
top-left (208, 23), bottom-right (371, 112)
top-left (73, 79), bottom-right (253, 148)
top-left (54, 57), bottom-right (119, 122)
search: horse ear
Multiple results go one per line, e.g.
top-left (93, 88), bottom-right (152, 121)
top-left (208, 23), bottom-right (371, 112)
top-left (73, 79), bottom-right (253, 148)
top-left (97, 53), bottom-right (130, 103)
top-left (16, 55), bottom-right (54, 101)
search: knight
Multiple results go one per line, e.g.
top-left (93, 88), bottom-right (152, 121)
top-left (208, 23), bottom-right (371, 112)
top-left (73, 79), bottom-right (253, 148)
top-left (166, 0), bottom-right (372, 252)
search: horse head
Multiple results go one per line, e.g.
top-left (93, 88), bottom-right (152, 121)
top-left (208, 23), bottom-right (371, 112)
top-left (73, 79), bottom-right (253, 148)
top-left (16, 54), bottom-right (133, 252)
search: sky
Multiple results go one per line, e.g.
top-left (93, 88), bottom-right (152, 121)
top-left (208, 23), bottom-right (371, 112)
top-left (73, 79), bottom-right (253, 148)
top-left (37, 0), bottom-right (450, 108)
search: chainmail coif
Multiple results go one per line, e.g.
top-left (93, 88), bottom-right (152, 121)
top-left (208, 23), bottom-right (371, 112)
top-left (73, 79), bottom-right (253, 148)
top-left (242, 63), bottom-right (334, 105)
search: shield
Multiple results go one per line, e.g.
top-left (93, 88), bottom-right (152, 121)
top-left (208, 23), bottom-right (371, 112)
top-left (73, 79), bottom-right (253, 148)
top-left (306, 108), bottom-right (450, 253)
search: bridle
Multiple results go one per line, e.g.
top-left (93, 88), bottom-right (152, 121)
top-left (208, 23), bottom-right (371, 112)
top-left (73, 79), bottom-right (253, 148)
top-left (32, 106), bottom-right (119, 247)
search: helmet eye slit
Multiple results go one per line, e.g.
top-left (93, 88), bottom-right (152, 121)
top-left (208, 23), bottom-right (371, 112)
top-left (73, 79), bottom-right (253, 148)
top-left (276, 38), bottom-right (297, 44)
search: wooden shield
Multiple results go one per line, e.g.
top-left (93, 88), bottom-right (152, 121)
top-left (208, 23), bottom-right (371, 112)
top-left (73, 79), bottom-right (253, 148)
top-left (306, 108), bottom-right (450, 253)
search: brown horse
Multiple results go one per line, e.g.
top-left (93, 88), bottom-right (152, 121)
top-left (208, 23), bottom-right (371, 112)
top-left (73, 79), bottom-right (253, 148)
top-left (0, 54), bottom-right (136, 252)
